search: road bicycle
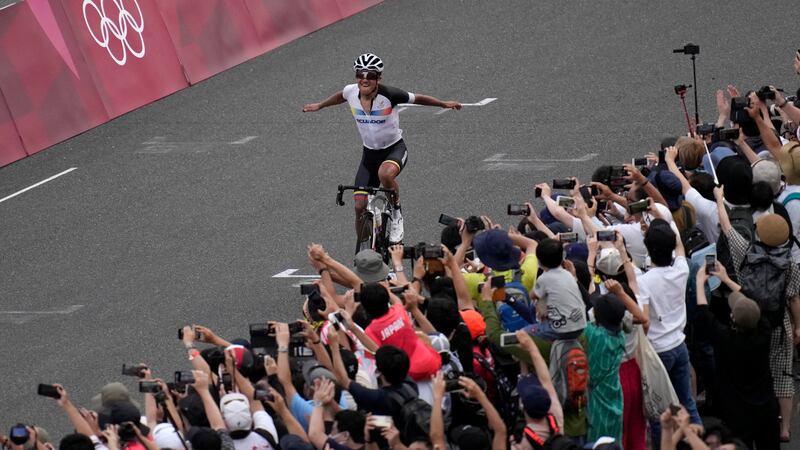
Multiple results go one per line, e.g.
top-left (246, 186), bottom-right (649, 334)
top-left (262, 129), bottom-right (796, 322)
top-left (336, 185), bottom-right (398, 258)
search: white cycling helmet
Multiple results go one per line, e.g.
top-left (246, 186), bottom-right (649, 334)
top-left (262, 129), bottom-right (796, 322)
top-left (353, 53), bottom-right (384, 73)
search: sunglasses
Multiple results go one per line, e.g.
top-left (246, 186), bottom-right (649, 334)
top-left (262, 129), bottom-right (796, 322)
top-left (356, 71), bottom-right (380, 80)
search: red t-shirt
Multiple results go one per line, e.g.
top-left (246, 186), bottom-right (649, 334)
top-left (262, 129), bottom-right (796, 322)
top-left (365, 304), bottom-right (441, 380)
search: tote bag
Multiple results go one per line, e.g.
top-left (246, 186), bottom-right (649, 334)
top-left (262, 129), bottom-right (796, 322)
top-left (634, 327), bottom-right (679, 419)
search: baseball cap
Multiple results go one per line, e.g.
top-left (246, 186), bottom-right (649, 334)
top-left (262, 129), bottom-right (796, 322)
top-left (755, 214), bottom-right (790, 247)
top-left (153, 423), bottom-right (184, 450)
top-left (517, 375), bottom-right (551, 419)
top-left (460, 309), bottom-right (486, 339)
top-left (98, 401), bottom-right (149, 436)
top-left (702, 146), bottom-right (736, 175)
top-left (353, 249), bottom-right (390, 282)
top-left (727, 291), bottom-right (761, 331)
top-left (751, 159), bottom-right (782, 196)
top-left (219, 393), bottom-right (252, 431)
top-left (449, 425), bottom-right (490, 450)
top-left (592, 294), bottom-right (626, 334)
top-left (225, 345), bottom-right (255, 375)
top-left (91, 382), bottom-right (140, 411)
top-left (473, 229), bottom-right (521, 271)
top-left (301, 360), bottom-right (336, 387)
top-left (592, 437), bottom-right (622, 450)
top-left (653, 170), bottom-right (683, 211)
top-left (779, 142), bottom-right (800, 185)
top-left (596, 248), bottom-right (623, 276)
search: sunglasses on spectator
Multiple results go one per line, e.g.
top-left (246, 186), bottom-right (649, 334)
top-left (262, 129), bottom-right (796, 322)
top-left (356, 71), bottom-right (380, 80)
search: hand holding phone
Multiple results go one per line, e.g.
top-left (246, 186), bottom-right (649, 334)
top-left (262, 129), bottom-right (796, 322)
top-left (37, 384), bottom-right (61, 399)
top-left (705, 254), bottom-right (717, 274)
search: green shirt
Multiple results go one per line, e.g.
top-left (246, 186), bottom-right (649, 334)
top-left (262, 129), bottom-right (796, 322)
top-left (584, 322), bottom-right (625, 442)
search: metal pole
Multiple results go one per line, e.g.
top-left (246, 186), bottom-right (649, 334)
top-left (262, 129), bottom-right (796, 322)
top-left (691, 54), bottom-right (699, 129)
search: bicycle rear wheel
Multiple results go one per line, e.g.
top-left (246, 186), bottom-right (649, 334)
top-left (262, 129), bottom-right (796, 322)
top-left (355, 212), bottom-right (374, 254)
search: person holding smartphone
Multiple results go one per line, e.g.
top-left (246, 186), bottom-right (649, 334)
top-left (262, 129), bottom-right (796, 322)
top-left (303, 53), bottom-right (461, 243)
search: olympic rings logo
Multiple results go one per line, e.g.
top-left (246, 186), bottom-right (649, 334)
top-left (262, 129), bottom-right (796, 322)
top-left (82, 0), bottom-right (145, 66)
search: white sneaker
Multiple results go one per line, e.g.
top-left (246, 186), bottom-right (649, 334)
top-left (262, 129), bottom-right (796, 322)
top-left (388, 207), bottom-right (404, 243)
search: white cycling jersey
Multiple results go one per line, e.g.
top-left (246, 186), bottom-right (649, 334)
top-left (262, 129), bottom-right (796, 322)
top-left (343, 83), bottom-right (415, 150)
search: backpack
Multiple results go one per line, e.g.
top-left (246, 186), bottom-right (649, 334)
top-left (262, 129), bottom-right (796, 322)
top-left (387, 384), bottom-right (433, 444)
top-left (716, 206), bottom-right (755, 282)
top-left (679, 204), bottom-right (710, 257)
top-left (738, 243), bottom-right (791, 328)
top-left (782, 192), bottom-right (800, 207)
top-left (493, 269), bottom-right (534, 331)
top-left (473, 350), bottom-right (520, 428)
top-left (548, 339), bottom-right (588, 412)
top-left (522, 415), bottom-right (581, 450)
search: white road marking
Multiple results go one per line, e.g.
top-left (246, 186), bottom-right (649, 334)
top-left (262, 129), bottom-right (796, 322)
top-left (272, 269), bottom-right (321, 279)
top-left (0, 305), bottom-right (84, 325)
top-left (230, 136), bottom-right (258, 145)
top-left (396, 107), bottom-right (408, 113)
top-left (398, 98), bottom-right (497, 111)
top-left (0, 167), bottom-right (77, 204)
top-left (483, 153), bottom-right (598, 162)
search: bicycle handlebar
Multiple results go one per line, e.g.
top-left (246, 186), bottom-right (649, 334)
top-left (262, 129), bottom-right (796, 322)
top-left (336, 185), bottom-right (397, 206)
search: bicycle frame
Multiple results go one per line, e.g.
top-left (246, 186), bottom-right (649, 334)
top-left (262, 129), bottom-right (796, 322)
top-left (336, 185), bottom-right (397, 257)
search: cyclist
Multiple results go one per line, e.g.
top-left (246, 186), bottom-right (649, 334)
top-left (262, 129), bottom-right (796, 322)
top-left (303, 53), bottom-right (461, 242)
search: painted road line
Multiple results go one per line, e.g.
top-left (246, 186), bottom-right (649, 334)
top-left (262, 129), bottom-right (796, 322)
top-left (399, 98), bottom-right (497, 109)
top-left (272, 269), bottom-right (321, 279)
top-left (0, 304), bottom-right (84, 325)
top-left (483, 153), bottom-right (598, 163)
top-left (230, 136), bottom-right (258, 145)
top-left (0, 167), bottom-right (77, 205)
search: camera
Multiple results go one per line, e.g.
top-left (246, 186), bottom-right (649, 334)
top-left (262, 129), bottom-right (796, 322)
top-left (174, 370), bottom-right (194, 384)
top-left (37, 384), bottom-right (61, 399)
top-left (402, 245), bottom-right (417, 259)
top-left (464, 216), bottom-right (485, 233)
top-left (715, 128), bottom-right (739, 142)
top-left (696, 123), bottom-right (716, 136)
top-left (673, 43), bottom-right (699, 55)
top-left (552, 179), bottom-right (576, 190)
top-left (445, 378), bottom-right (463, 392)
top-left (597, 230), bottom-right (616, 242)
top-left (288, 321), bottom-right (304, 334)
top-left (139, 381), bottom-right (162, 394)
top-left (300, 284), bottom-right (319, 296)
top-left (507, 204), bottom-right (530, 216)
top-left (9, 425), bottom-right (29, 446)
top-left (757, 86), bottom-right (775, 101)
top-left (674, 84), bottom-right (688, 95)
top-left (421, 244), bottom-right (444, 259)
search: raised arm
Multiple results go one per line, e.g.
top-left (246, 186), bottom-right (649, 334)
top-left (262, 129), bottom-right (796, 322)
top-left (605, 280), bottom-right (648, 327)
top-left (274, 322), bottom-right (299, 400)
top-left (444, 246), bottom-right (476, 311)
top-left (459, 377), bottom-right (507, 450)
top-left (52, 385), bottom-right (95, 437)
top-left (515, 330), bottom-right (555, 395)
top-left (537, 183), bottom-right (576, 228)
top-left (714, 186), bottom-right (731, 234)
top-left (193, 371), bottom-right (226, 431)
top-left (309, 244), bottom-right (364, 290)
top-left (412, 94), bottom-right (461, 110)
top-left (524, 202), bottom-right (556, 238)
top-left (302, 91), bottom-right (345, 112)
top-left (664, 147), bottom-right (692, 194)
top-left (429, 373), bottom-right (448, 450)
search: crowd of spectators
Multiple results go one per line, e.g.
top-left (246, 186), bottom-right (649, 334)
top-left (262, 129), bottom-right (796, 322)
top-left (5, 52), bottom-right (800, 450)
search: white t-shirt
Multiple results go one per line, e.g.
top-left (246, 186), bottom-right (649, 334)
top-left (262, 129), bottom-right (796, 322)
top-left (778, 185), bottom-right (800, 262)
top-left (231, 411), bottom-right (278, 450)
top-left (637, 256), bottom-right (689, 353)
top-left (685, 188), bottom-right (720, 243)
top-left (608, 223), bottom-right (647, 270)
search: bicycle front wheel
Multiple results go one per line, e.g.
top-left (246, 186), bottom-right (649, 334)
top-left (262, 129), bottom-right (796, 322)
top-left (355, 212), bottom-right (374, 255)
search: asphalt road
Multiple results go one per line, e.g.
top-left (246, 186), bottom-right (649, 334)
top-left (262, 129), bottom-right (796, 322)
top-left (1, 0), bottom-right (798, 443)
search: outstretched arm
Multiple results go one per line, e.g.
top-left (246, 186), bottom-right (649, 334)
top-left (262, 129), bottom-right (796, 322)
top-left (303, 91), bottom-right (345, 112)
top-left (413, 94), bottom-right (461, 110)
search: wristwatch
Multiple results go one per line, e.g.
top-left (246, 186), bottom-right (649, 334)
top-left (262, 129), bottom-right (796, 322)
top-left (277, 346), bottom-right (289, 353)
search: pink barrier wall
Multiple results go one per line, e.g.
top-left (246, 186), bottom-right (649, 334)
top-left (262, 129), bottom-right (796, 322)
top-left (0, 0), bottom-right (109, 155)
top-left (0, 0), bottom-right (382, 167)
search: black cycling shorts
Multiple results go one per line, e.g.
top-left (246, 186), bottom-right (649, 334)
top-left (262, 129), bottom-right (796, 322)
top-left (353, 139), bottom-right (408, 195)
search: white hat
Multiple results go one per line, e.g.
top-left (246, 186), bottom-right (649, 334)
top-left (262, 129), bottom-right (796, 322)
top-left (220, 393), bottom-right (252, 431)
top-left (596, 248), bottom-right (623, 276)
top-left (153, 423), bottom-right (184, 449)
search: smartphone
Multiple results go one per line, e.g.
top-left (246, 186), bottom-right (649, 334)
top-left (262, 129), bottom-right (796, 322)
top-left (288, 322), bottom-right (304, 334)
top-left (627, 199), bottom-right (649, 215)
top-left (390, 285), bottom-right (408, 295)
top-left (658, 150), bottom-right (666, 165)
top-left (221, 373), bottom-right (233, 392)
top-left (578, 185), bottom-right (593, 204)
top-left (596, 200), bottom-right (608, 211)
top-left (490, 276), bottom-right (506, 289)
top-left (402, 246), bottom-right (416, 259)
top-left (507, 204), bottom-right (530, 216)
top-left (552, 179), bottom-right (576, 190)
top-left (371, 415), bottom-right (392, 429)
top-left (122, 364), bottom-right (145, 377)
top-left (559, 232), bottom-right (578, 243)
top-left (490, 276), bottom-right (506, 302)
top-left (632, 157), bottom-right (648, 166)
top-left (597, 230), bottom-right (616, 242)
top-left (174, 371), bottom-right (194, 384)
top-left (254, 389), bottom-right (273, 402)
top-left (139, 381), bottom-right (161, 394)
top-left (444, 379), bottom-right (463, 392)
top-left (177, 328), bottom-right (203, 341)
top-left (534, 187), bottom-right (542, 198)
top-left (438, 214), bottom-right (459, 227)
top-left (556, 195), bottom-right (575, 209)
top-left (37, 384), bottom-right (61, 399)
top-left (705, 254), bottom-right (717, 274)
top-left (500, 332), bottom-right (520, 347)
top-left (300, 284), bottom-right (319, 296)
